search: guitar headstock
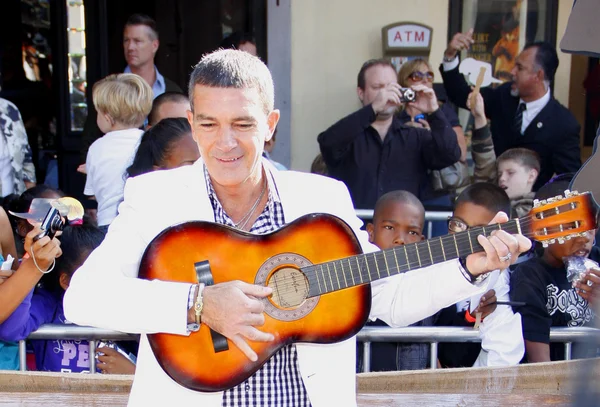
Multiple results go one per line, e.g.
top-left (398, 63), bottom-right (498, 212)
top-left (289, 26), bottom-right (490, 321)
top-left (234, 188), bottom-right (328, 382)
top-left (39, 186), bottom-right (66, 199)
top-left (528, 190), bottom-right (598, 248)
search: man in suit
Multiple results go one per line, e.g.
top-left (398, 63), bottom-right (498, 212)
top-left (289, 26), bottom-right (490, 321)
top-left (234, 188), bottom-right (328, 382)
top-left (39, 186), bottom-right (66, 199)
top-left (440, 30), bottom-right (581, 190)
top-left (63, 49), bottom-right (530, 406)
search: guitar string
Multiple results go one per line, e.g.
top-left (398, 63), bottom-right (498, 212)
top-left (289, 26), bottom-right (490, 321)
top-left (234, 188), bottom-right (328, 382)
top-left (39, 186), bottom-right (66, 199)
top-left (263, 217), bottom-right (578, 288)
top-left (268, 226), bottom-right (584, 292)
top-left (225, 214), bottom-right (588, 297)
top-left (249, 211), bottom-right (586, 291)
top-left (260, 221), bottom-right (587, 297)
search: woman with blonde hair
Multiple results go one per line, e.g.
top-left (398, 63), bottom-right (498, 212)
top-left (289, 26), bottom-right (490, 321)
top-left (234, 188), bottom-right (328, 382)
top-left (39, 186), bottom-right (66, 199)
top-left (397, 58), bottom-right (467, 163)
top-left (397, 58), bottom-right (469, 236)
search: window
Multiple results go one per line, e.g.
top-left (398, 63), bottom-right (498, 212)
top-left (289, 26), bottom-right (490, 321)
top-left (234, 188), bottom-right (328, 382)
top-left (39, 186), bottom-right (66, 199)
top-left (66, 0), bottom-right (86, 131)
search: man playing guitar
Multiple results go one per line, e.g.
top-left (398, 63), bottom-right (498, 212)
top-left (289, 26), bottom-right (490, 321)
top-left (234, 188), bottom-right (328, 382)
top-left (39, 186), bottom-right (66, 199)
top-left (63, 49), bottom-right (531, 406)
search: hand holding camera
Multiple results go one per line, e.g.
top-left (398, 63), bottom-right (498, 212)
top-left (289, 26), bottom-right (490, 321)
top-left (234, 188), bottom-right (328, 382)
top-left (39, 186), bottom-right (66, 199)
top-left (407, 84), bottom-right (440, 114)
top-left (24, 225), bottom-right (63, 273)
top-left (371, 83), bottom-right (416, 115)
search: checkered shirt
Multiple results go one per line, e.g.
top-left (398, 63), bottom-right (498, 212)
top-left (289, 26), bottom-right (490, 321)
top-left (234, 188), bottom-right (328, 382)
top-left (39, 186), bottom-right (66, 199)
top-left (203, 164), bottom-right (312, 407)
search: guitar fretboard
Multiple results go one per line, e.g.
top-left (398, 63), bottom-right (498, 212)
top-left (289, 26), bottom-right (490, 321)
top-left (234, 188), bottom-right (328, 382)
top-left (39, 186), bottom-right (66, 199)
top-left (302, 219), bottom-right (522, 297)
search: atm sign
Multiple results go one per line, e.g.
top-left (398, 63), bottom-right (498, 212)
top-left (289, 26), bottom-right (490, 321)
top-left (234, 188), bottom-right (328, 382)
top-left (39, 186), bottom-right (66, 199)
top-left (386, 24), bottom-right (432, 49)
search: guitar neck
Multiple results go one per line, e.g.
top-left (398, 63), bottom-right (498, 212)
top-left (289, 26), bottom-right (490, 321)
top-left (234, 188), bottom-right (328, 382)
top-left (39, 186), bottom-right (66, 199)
top-left (304, 218), bottom-right (523, 297)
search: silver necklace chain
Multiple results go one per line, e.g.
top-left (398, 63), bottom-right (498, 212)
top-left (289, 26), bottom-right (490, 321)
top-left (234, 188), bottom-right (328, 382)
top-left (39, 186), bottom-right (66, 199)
top-left (234, 179), bottom-right (267, 230)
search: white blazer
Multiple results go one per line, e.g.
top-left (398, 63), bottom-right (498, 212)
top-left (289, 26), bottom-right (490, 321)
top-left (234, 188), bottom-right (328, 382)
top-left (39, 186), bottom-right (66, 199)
top-left (63, 159), bottom-right (487, 406)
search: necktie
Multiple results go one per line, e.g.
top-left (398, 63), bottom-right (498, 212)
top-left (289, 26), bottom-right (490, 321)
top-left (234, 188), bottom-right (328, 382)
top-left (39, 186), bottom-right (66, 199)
top-left (513, 103), bottom-right (526, 134)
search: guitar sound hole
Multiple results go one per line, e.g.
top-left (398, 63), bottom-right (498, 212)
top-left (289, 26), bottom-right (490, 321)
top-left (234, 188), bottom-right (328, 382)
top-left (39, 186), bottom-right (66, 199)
top-left (267, 267), bottom-right (309, 308)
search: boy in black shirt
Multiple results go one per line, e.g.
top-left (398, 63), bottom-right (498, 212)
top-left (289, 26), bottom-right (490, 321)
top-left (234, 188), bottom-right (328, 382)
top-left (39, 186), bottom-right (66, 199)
top-left (510, 177), bottom-right (598, 362)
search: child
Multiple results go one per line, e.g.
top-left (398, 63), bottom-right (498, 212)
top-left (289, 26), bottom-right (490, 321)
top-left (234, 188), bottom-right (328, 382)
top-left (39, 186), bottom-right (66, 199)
top-left (510, 175), bottom-right (599, 363)
top-left (127, 118), bottom-right (199, 178)
top-left (496, 148), bottom-right (540, 218)
top-left (263, 128), bottom-right (287, 171)
top-left (437, 182), bottom-right (524, 367)
top-left (0, 223), bottom-right (135, 374)
top-left (468, 92), bottom-right (497, 185)
top-left (364, 190), bottom-right (432, 371)
top-left (84, 73), bottom-right (153, 231)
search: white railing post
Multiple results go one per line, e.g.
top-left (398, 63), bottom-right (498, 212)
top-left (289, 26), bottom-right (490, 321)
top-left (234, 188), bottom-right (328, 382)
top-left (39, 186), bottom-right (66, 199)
top-left (89, 340), bottom-right (97, 373)
top-left (362, 341), bottom-right (371, 373)
top-left (429, 342), bottom-right (438, 369)
top-left (564, 342), bottom-right (572, 360)
top-left (18, 340), bottom-right (26, 371)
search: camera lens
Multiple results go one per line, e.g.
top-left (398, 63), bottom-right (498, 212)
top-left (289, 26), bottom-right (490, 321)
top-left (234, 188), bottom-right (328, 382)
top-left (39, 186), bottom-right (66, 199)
top-left (50, 216), bottom-right (63, 233)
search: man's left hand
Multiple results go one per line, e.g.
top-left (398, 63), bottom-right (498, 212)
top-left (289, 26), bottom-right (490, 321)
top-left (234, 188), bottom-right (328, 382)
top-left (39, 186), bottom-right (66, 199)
top-left (473, 289), bottom-right (497, 319)
top-left (465, 212), bottom-right (532, 276)
top-left (407, 84), bottom-right (439, 114)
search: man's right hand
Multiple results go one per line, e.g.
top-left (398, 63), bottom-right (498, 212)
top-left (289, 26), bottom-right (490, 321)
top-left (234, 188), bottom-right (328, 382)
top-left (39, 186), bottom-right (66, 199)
top-left (371, 83), bottom-right (404, 115)
top-left (445, 29), bottom-right (474, 60)
top-left (198, 281), bottom-right (274, 362)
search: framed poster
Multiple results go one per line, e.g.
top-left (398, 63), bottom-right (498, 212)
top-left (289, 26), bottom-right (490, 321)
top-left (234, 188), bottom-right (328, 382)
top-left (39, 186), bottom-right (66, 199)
top-left (449, 0), bottom-right (557, 83)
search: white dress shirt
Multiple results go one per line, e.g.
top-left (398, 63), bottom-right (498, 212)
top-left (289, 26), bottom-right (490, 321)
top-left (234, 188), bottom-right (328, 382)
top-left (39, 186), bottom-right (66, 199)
top-left (519, 88), bottom-right (551, 134)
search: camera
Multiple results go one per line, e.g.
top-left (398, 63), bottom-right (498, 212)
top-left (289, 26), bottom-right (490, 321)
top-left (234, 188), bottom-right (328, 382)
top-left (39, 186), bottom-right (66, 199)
top-left (34, 207), bottom-right (64, 241)
top-left (399, 87), bottom-right (416, 103)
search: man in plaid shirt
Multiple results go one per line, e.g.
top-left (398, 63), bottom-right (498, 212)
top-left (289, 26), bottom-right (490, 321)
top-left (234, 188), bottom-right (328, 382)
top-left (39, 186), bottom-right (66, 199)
top-left (64, 49), bottom-right (531, 407)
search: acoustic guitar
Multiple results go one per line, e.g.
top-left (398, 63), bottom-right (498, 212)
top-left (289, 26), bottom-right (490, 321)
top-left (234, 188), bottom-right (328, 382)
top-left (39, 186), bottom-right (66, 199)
top-left (138, 191), bottom-right (598, 392)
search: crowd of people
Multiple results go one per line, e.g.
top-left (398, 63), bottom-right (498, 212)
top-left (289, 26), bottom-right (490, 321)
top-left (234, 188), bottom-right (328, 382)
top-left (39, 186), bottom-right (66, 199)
top-left (0, 12), bottom-right (597, 407)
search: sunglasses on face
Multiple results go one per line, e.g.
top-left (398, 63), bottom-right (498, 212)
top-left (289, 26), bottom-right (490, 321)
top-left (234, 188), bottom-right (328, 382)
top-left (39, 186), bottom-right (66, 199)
top-left (409, 71), bottom-right (434, 82)
top-left (447, 217), bottom-right (469, 233)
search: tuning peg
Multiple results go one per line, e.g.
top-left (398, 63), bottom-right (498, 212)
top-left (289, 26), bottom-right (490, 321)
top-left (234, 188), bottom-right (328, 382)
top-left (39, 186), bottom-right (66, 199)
top-left (549, 239), bottom-right (556, 244)
top-left (533, 199), bottom-right (541, 208)
top-left (547, 197), bottom-right (556, 204)
top-left (565, 235), bottom-right (572, 240)
top-left (542, 241), bottom-right (549, 248)
top-left (557, 238), bottom-right (565, 244)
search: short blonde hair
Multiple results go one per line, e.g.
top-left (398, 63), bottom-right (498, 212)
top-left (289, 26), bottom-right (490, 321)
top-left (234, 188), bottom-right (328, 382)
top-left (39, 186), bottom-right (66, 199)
top-left (397, 58), bottom-right (431, 87)
top-left (93, 73), bottom-right (153, 127)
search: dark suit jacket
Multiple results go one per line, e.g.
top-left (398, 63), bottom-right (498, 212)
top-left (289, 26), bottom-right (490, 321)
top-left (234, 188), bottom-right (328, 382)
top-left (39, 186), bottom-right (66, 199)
top-left (80, 76), bottom-right (182, 162)
top-left (440, 64), bottom-right (581, 190)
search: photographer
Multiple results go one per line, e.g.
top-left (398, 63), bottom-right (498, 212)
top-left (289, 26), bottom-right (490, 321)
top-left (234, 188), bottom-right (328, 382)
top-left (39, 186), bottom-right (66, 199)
top-left (0, 226), bottom-right (61, 325)
top-left (317, 59), bottom-right (460, 210)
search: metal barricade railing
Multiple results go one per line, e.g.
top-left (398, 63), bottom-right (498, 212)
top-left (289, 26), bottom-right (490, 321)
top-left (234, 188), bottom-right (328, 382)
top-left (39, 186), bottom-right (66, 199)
top-left (20, 325), bottom-right (137, 373)
top-left (357, 326), bottom-right (600, 372)
top-left (19, 324), bottom-right (600, 374)
top-left (355, 209), bottom-right (452, 239)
